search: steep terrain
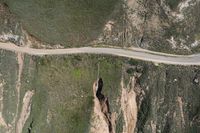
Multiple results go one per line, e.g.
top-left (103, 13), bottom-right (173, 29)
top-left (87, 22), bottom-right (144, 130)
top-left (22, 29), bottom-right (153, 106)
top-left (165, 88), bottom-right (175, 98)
top-left (0, 51), bottom-right (199, 133)
top-left (99, 0), bottom-right (200, 54)
top-left (0, 0), bottom-right (200, 133)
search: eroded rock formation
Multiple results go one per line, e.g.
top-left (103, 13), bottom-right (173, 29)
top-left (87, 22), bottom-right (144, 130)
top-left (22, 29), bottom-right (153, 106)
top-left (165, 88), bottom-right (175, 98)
top-left (90, 78), bottom-right (114, 133)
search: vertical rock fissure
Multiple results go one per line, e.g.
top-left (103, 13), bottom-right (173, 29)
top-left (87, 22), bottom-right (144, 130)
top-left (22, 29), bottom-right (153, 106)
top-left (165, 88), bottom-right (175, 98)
top-left (90, 78), bottom-right (115, 133)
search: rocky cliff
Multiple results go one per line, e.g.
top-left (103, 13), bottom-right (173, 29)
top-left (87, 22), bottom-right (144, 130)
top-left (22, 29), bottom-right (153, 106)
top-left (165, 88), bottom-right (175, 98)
top-left (0, 51), bottom-right (199, 133)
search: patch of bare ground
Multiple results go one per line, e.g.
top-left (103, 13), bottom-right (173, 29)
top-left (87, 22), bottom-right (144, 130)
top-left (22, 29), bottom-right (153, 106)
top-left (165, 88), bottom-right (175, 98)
top-left (16, 90), bottom-right (34, 133)
top-left (13, 53), bottom-right (24, 125)
top-left (90, 79), bottom-right (116, 133)
top-left (3, 53), bottom-right (34, 133)
top-left (120, 76), bottom-right (138, 133)
top-left (90, 74), bottom-right (144, 133)
top-left (126, 0), bottom-right (144, 30)
top-left (4, 52), bottom-right (25, 133)
top-left (177, 96), bottom-right (185, 127)
top-left (0, 52), bottom-right (25, 133)
top-left (0, 80), bottom-right (8, 128)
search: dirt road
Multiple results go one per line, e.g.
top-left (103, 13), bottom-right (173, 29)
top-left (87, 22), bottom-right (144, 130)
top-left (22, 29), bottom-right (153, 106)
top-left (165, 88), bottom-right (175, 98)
top-left (0, 42), bottom-right (200, 65)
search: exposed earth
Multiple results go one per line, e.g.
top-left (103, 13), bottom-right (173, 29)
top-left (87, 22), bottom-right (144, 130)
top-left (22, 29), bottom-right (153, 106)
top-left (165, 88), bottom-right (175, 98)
top-left (0, 0), bottom-right (200, 133)
top-left (0, 46), bottom-right (200, 133)
top-left (1, 0), bottom-right (200, 54)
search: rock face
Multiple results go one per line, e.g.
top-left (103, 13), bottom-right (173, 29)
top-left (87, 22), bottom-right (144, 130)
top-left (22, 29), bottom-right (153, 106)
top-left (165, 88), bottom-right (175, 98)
top-left (90, 78), bottom-right (113, 133)
top-left (99, 0), bottom-right (200, 54)
top-left (134, 65), bottom-right (200, 133)
top-left (90, 64), bottom-right (200, 133)
top-left (0, 1), bottom-right (200, 132)
top-left (121, 76), bottom-right (138, 133)
top-left (0, 52), bottom-right (199, 133)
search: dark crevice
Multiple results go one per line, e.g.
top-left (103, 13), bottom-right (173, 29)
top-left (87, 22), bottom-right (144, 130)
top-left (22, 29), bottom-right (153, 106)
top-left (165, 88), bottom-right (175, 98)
top-left (27, 120), bottom-right (34, 133)
top-left (96, 78), bottom-right (105, 101)
top-left (139, 11), bottom-right (148, 47)
top-left (162, 117), bottom-right (171, 133)
top-left (96, 78), bottom-right (113, 133)
top-left (139, 0), bottom-right (148, 47)
top-left (2, 2), bottom-right (8, 8)
top-left (136, 95), bottom-right (151, 132)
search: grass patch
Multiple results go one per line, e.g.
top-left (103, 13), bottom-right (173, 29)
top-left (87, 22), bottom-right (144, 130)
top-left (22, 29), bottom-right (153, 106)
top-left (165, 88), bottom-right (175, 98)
top-left (21, 55), bottom-right (124, 133)
top-left (166, 0), bottom-right (181, 10)
top-left (5, 0), bottom-right (121, 47)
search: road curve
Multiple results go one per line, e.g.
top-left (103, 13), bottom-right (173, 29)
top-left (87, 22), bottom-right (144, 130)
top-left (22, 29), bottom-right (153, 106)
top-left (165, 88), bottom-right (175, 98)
top-left (0, 42), bottom-right (200, 66)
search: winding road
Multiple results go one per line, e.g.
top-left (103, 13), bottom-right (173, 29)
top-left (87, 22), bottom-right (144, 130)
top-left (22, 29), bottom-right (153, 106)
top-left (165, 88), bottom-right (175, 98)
top-left (0, 42), bottom-right (200, 66)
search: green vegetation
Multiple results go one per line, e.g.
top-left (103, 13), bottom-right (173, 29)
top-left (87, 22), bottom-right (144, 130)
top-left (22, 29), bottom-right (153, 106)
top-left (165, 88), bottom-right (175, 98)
top-left (21, 55), bottom-right (125, 133)
top-left (0, 50), bottom-right (18, 124)
top-left (195, 33), bottom-right (200, 40)
top-left (4, 0), bottom-right (121, 46)
top-left (166, 0), bottom-right (181, 10)
top-left (0, 51), bottom-right (128, 132)
top-left (0, 50), bottom-right (200, 132)
top-left (115, 112), bottom-right (124, 133)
